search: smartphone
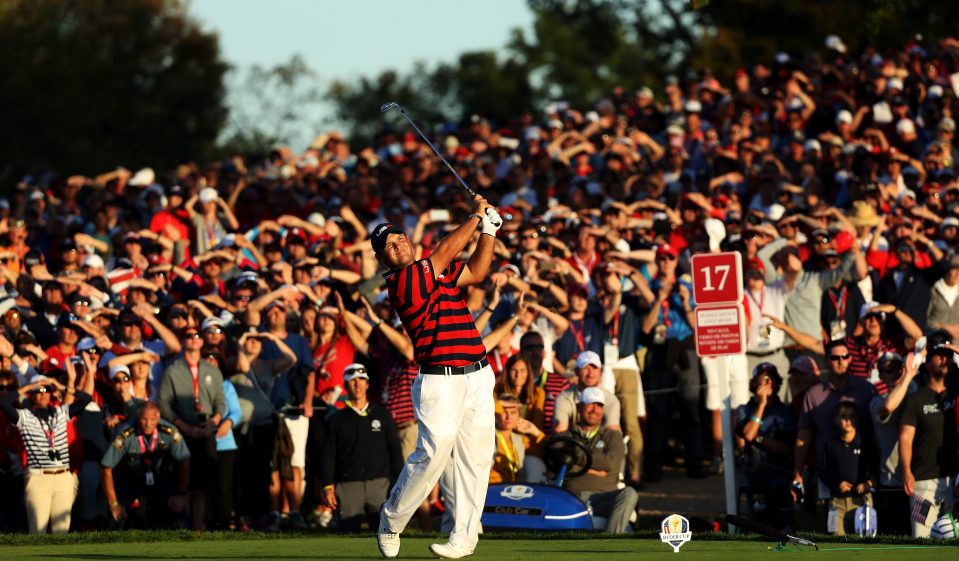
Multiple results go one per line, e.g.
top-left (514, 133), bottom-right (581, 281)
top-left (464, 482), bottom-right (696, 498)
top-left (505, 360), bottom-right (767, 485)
top-left (429, 209), bottom-right (451, 222)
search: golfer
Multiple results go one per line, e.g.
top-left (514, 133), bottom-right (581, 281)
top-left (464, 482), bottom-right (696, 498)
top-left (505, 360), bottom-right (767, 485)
top-left (372, 196), bottom-right (501, 560)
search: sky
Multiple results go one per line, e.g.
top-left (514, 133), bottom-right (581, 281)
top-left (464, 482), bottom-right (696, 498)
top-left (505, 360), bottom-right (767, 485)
top-left (189, 0), bottom-right (534, 143)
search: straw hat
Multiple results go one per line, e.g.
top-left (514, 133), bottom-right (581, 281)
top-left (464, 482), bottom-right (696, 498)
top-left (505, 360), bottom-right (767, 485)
top-left (848, 201), bottom-right (880, 227)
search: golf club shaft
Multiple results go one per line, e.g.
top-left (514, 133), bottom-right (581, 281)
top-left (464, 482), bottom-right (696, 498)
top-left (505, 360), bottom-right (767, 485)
top-left (394, 106), bottom-right (477, 197)
top-left (382, 101), bottom-right (513, 220)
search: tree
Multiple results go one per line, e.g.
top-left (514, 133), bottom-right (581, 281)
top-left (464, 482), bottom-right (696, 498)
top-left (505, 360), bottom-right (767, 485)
top-left (219, 55), bottom-right (326, 157)
top-left (0, 0), bottom-right (227, 181)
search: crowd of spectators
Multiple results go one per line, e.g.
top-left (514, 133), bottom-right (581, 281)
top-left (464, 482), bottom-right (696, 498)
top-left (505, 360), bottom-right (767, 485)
top-left (0, 33), bottom-right (958, 537)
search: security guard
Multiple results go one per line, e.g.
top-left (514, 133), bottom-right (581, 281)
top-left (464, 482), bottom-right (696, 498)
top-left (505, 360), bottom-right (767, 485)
top-left (100, 401), bottom-right (191, 529)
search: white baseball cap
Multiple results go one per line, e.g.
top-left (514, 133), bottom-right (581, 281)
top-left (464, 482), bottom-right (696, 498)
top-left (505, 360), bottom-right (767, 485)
top-left (343, 363), bottom-right (370, 383)
top-left (859, 301), bottom-right (884, 320)
top-left (201, 316), bottom-right (225, 332)
top-left (575, 351), bottom-right (602, 370)
top-left (82, 254), bottom-right (105, 269)
top-left (835, 110), bottom-right (853, 125)
top-left (199, 187), bottom-right (218, 204)
top-left (580, 386), bottom-right (605, 406)
top-left (109, 364), bottom-right (131, 380)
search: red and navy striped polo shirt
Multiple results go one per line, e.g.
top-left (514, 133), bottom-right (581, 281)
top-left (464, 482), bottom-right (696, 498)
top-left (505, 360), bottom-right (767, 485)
top-left (384, 258), bottom-right (485, 367)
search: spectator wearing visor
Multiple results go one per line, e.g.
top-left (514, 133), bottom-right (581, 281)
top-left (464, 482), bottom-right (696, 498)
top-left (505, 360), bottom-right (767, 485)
top-left (320, 363), bottom-right (402, 532)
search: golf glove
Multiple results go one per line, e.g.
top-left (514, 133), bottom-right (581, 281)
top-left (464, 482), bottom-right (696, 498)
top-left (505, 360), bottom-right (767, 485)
top-left (481, 207), bottom-right (503, 236)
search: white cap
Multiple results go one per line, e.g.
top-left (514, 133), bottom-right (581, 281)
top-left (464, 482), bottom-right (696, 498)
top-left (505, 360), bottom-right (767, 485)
top-left (129, 168), bottom-right (155, 187)
top-left (343, 363), bottom-right (370, 383)
top-left (859, 301), bottom-right (884, 320)
top-left (29, 374), bottom-right (49, 385)
top-left (199, 187), bottom-right (218, 204)
top-left (666, 124), bottom-right (685, 136)
top-left (82, 254), bottom-right (105, 269)
top-left (109, 365), bottom-right (131, 379)
top-left (308, 212), bottom-right (326, 228)
top-left (825, 34), bottom-right (847, 54)
top-left (201, 316), bottom-right (225, 332)
top-left (941, 217), bottom-right (959, 230)
top-left (888, 77), bottom-right (904, 91)
top-left (804, 139), bottom-right (822, 153)
top-left (836, 110), bottom-right (853, 125)
top-left (767, 204), bottom-right (786, 222)
top-left (775, 52), bottom-right (790, 64)
top-left (684, 100), bottom-right (702, 113)
top-left (29, 190), bottom-right (45, 201)
top-left (896, 119), bottom-right (916, 136)
top-left (928, 85), bottom-right (944, 99)
top-left (580, 386), bottom-right (605, 406)
top-left (575, 350), bottom-right (602, 370)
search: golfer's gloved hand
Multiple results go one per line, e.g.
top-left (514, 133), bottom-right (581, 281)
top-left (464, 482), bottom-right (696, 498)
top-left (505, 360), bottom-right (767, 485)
top-left (481, 208), bottom-right (503, 236)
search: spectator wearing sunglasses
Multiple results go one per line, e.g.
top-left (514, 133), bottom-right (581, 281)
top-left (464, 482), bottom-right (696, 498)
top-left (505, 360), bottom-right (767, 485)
top-left (99, 306), bottom-right (182, 397)
top-left (843, 301), bottom-right (921, 392)
top-left (157, 325), bottom-right (226, 531)
top-left (0, 360), bottom-right (93, 533)
top-left (791, 340), bottom-right (875, 530)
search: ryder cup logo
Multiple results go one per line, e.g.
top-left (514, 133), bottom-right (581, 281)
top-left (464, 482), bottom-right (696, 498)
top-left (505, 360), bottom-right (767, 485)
top-left (500, 485), bottom-right (534, 501)
top-left (660, 514), bottom-right (691, 553)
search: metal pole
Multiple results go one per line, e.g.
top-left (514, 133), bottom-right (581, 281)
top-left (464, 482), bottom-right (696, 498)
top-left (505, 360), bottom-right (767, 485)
top-left (719, 353), bottom-right (738, 529)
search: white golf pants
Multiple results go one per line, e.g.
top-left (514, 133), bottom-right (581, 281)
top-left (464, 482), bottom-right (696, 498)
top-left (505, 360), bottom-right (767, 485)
top-left (381, 365), bottom-right (495, 551)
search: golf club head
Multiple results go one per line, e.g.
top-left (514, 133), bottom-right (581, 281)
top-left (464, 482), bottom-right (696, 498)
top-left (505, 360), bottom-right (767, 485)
top-left (380, 101), bottom-right (400, 113)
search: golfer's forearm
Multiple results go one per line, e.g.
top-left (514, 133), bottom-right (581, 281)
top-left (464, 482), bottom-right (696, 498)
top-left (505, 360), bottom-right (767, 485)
top-left (432, 216), bottom-right (483, 271)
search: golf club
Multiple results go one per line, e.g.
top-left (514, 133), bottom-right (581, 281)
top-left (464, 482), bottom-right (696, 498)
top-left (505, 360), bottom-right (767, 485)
top-left (725, 514), bottom-right (818, 550)
top-left (380, 101), bottom-right (511, 221)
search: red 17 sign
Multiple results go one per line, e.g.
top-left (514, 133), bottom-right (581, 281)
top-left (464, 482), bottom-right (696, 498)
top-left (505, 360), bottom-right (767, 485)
top-left (690, 252), bottom-right (743, 306)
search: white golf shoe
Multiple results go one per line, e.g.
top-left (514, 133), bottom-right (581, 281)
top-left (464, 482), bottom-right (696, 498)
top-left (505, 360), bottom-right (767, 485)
top-left (429, 542), bottom-right (472, 559)
top-left (377, 531), bottom-right (400, 558)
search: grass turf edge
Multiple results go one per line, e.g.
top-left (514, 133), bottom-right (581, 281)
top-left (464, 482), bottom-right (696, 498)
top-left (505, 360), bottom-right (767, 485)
top-left (0, 529), bottom-right (953, 547)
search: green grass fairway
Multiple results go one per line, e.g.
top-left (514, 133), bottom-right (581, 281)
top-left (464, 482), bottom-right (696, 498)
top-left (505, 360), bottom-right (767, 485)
top-left (0, 535), bottom-right (954, 561)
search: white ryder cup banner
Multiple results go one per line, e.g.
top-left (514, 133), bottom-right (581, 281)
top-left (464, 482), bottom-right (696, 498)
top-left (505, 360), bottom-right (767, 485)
top-left (660, 514), bottom-right (692, 553)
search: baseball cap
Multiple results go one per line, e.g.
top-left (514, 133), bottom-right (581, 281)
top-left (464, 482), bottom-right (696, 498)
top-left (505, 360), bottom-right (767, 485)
top-left (745, 257), bottom-right (765, 274)
top-left (343, 363), bottom-right (370, 383)
top-left (575, 350), bottom-right (602, 370)
top-left (201, 316), bottom-right (225, 332)
top-left (286, 228), bottom-right (307, 244)
top-left (939, 117), bottom-right (956, 133)
top-left (876, 352), bottom-right (904, 373)
top-left (109, 364), bottom-right (131, 380)
top-left (371, 222), bottom-right (405, 255)
top-left (859, 301), bottom-right (884, 320)
top-left (580, 386), bottom-right (605, 406)
top-left (835, 110), bottom-right (853, 125)
top-left (82, 254), bottom-right (105, 269)
top-left (752, 362), bottom-right (779, 379)
top-left (29, 373), bottom-right (50, 385)
top-left (656, 243), bottom-right (679, 259)
top-left (236, 271), bottom-right (258, 286)
top-left (198, 187), bottom-right (218, 204)
top-left (684, 100), bottom-right (702, 113)
top-left (945, 217), bottom-right (959, 231)
top-left (789, 356), bottom-right (820, 378)
top-left (76, 337), bottom-right (97, 353)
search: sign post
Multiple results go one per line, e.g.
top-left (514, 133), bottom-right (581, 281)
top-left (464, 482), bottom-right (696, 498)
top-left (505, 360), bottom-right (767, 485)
top-left (691, 252), bottom-right (745, 525)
